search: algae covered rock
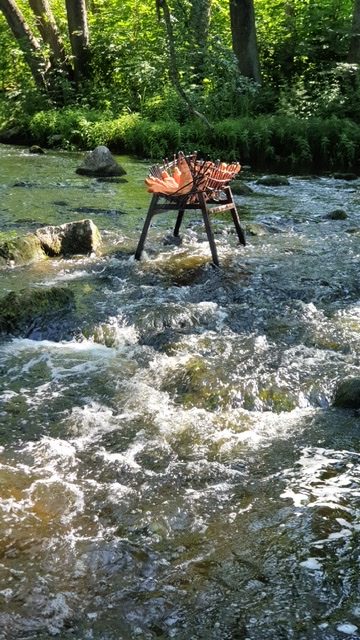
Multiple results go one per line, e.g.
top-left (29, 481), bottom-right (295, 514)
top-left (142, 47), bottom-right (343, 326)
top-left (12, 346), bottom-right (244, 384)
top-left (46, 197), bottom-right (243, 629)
top-left (0, 287), bottom-right (75, 336)
top-left (231, 181), bottom-right (254, 196)
top-left (333, 172), bottom-right (358, 181)
top-left (324, 209), bottom-right (348, 220)
top-left (29, 145), bottom-right (45, 154)
top-left (332, 378), bottom-right (360, 409)
top-left (76, 146), bottom-right (126, 177)
top-left (245, 222), bottom-right (270, 237)
top-left (35, 219), bottom-right (102, 256)
top-left (0, 234), bottom-right (45, 266)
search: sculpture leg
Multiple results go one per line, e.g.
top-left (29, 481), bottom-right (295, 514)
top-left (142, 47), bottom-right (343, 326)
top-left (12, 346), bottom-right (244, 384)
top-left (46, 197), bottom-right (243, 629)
top-left (198, 192), bottom-right (220, 266)
top-left (134, 194), bottom-right (158, 260)
top-left (230, 208), bottom-right (246, 246)
top-left (226, 187), bottom-right (246, 246)
top-left (174, 209), bottom-right (185, 237)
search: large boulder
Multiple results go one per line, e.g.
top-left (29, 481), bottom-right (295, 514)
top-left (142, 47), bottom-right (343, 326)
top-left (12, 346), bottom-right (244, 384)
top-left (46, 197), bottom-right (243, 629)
top-left (332, 378), bottom-right (360, 409)
top-left (0, 220), bottom-right (102, 267)
top-left (35, 219), bottom-right (102, 257)
top-left (76, 145), bottom-right (126, 177)
top-left (0, 287), bottom-right (75, 336)
top-left (0, 234), bottom-right (45, 266)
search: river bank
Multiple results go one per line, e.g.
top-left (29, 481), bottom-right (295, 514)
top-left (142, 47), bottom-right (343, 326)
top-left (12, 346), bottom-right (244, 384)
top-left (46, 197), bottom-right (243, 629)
top-left (1, 109), bottom-right (360, 174)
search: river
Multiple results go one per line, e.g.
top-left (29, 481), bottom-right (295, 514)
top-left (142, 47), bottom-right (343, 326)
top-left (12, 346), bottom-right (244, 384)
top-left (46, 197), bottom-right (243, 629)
top-left (0, 144), bottom-right (360, 640)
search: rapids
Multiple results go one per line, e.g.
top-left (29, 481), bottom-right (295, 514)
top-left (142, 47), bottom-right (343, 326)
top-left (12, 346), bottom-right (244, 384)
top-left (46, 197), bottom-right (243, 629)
top-left (0, 143), bottom-right (360, 639)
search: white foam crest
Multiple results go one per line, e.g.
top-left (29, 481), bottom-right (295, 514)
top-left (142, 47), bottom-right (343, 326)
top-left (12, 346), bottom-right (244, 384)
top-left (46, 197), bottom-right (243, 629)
top-left (281, 447), bottom-right (360, 545)
top-left (45, 269), bottom-right (90, 284)
top-left (300, 558), bottom-right (323, 571)
top-left (89, 315), bottom-right (139, 348)
top-left (107, 482), bottom-right (136, 501)
top-left (42, 592), bottom-right (74, 636)
top-left (25, 437), bottom-right (78, 471)
top-left (66, 403), bottom-right (134, 446)
top-left (98, 445), bottom-right (143, 471)
top-left (1, 337), bottom-right (118, 357)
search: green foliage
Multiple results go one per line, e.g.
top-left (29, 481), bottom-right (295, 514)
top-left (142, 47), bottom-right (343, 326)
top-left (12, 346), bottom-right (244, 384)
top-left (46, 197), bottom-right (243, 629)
top-left (22, 107), bottom-right (360, 172)
top-left (1, 0), bottom-right (360, 174)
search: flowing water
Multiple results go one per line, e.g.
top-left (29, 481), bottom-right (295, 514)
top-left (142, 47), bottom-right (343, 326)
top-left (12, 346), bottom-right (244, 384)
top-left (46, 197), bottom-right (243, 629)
top-left (0, 144), bottom-right (360, 640)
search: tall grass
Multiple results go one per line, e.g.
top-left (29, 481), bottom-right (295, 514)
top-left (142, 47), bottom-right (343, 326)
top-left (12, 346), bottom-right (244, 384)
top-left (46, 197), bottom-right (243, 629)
top-left (15, 107), bottom-right (360, 172)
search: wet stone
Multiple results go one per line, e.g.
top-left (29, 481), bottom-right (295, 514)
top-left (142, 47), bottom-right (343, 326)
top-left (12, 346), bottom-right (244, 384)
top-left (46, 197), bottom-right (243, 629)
top-left (245, 223), bottom-right (271, 237)
top-left (76, 145), bottom-right (126, 177)
top-left (29, 145), bottom-right (45, 154)
top-left (333, 173), bottom-right (358, 181)
top-left (324, 209), bottom-right (348, 220)
top-left (231, 182), bottom-right (254, 196)
top-left (332, 378), bottom-right (360, 409)
top-left (0, 286), bottom-right (75, 336)
top-left (0, 233), bottom-right (45, 266)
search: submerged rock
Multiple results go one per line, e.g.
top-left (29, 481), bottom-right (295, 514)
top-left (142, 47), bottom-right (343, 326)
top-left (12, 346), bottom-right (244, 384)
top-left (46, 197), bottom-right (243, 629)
top-left (231, 181), bottom-right (254, 196)
top-left (332, 378), bottom-right (360, 409)
top-left (76, 145), bottom-right (126, 177)
top-left (0, 234), bottom-right (45, 266)
top-left (29, 145), bottom-right (45, 154)
top-left (324, 209), bottom-right (348, 220)
top-left (346, 227), bottom-right (360, 235)
top-left (245, 222), bottom-right (271, 237)
top-left (333, 172), bottom-right (358, 180)
top-left (0, 287), bottom-right (75, 336)
top-left (35, 219), bottom-right (102, 256)
top-left (256, 175), bottom-right (290, 186)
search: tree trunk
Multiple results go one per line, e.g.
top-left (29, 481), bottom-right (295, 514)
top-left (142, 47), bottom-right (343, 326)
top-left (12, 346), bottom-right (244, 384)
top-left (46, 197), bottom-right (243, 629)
top-left (348, 0), bottom-right (360, 63)
top-left (65, 0), bottom-right (90, 82)
top-left (0, 0), bottom-right (48, 89)
top-left (229, 0), bottom-right (261, 83)
top-left (190, 0), bottom-right (212, 83)
top-left (156, 0), bottom-right (212, 127)
top-left (29, 0), bottom-right (66, 66)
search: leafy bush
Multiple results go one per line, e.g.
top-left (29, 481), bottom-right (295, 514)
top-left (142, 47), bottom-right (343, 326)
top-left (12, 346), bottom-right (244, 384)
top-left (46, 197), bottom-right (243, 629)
top-left (16, 106), bottom-right (360, 172)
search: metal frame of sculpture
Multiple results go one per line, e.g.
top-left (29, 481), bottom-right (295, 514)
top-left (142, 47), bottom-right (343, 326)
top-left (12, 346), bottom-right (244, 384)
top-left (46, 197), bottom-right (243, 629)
top-left (135, 152), bottom-right (246, 267)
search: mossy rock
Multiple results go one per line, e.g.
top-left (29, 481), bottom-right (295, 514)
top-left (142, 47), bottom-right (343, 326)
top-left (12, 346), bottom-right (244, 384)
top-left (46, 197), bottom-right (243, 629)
top-left (258, 386), bottom-right (297, 412)
top-left (332, 378), bottom-right (360, 409)
top-left (346, 227), bottom-right (360, 235)
top-left (231, 181), bottom-right (254, 196)
top-left (245, 222), bottom-right (270, 237)
top-left (0, 234), bottom-right (45, 266)
top-left (161, 357), bottom-right (232, 410)
top-left (35, 219), bottom-right (102, 257)
top-left (256, 175), bottom-right (290, 187)
top-left (29, 145), bottom-right (45, 154)
top-left (324, 209), bottom-right (348, 220)
top-left (0, 287), bottom-right (75, 336)
top-left (333, 172), bottom-right (358, 181)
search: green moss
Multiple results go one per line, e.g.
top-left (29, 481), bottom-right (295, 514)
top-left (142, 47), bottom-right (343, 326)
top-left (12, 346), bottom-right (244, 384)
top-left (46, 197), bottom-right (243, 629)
top-left (258, 386), bottom-right (297, 412)
top-left (0, 234), bottom-right (45, 266)
top-left (162, 357), bottom-right (232, 411)
top-left (0, 287), bottom-right (75, 335)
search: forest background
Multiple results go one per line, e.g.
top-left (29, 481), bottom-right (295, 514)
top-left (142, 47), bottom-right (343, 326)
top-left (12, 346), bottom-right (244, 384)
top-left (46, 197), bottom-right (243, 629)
top-left (0, 0), bottom-right (360, 172)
